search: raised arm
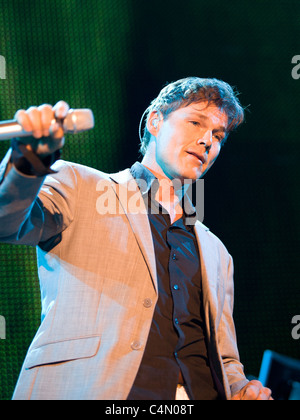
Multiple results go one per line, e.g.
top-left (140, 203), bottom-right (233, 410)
top-left (0, 101), bottom-right (76, 247)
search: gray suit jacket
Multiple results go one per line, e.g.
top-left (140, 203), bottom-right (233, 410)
top-left (0, 150), bottom-right (248, 400)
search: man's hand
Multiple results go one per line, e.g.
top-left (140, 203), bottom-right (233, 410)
top-left (231, 380), bottom-right (273, 400)
top-left (14, 101), bottom-right (70, 158)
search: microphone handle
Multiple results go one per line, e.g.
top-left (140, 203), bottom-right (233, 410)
top-left (0, 120), bottom-right (29, 140)
top-left (0, 118), bottom-right (65, 141)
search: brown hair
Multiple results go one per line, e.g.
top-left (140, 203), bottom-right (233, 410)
top-left (140, 77), bottom-right (245, 155)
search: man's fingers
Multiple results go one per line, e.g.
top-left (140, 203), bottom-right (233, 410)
top-left (53, 100), bottom-right (69, 120)
top-left (15, 106), bottom-right (44, 139)
top-left (236, 380), bottom-right (274, 400)
top-left (257, 387), bottom-right (273, 400)
top-left (242, 384), bottom-right (261, 400)
top-left (14, 109), bottom-right (32, 133)
top-left (50, 101), bottom-right (69, 139)
top-left (13, 101), bottom-right (70, 154)
top-left (14, 101), bottom-right (69, 140)
top-left (38, 104), bottom-right (54, 137)
top-left (27, 107), bottom-right (43, 139)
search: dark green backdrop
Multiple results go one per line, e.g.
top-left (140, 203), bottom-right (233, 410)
top-left (0, 0), bottom-right (299, 400)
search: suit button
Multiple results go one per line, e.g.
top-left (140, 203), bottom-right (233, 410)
top-left (131, 341), bottom-right (142, 350)
top-left (143, 298), bottom-right (153, 308)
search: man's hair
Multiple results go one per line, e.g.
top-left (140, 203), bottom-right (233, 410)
top-left (140, 77), bottom-right (245, 155)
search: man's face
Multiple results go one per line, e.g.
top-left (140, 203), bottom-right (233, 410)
top-left (153, 102), bottom-right (228, 181)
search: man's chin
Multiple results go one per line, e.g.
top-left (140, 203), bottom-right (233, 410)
top-left (178, 167), bottom-right (206, 182)
top-left (160, 163), bottom-right (205, 182)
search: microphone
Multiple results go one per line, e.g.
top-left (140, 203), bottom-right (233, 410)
top-left (0, 108), bottom-right (95, 141)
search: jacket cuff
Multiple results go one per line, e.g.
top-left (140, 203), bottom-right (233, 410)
top-left (230, 378), bottom-right (250, 399)
top-left (11, 139), bottom-right (61, 177)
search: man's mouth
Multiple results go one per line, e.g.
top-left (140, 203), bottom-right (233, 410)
top-left (186, 151), bottom-right (206, 165)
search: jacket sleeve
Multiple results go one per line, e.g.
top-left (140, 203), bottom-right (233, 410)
top-left (218, 253), bottom-right (249, 397)
top-left (0, 149), bottom-right (77, 247)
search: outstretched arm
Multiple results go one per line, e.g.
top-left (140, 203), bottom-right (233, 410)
top-left (0, 101), bottom-right (76, 246)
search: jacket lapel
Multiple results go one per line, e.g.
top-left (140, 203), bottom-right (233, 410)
top-left (109, 169), bottom-right (158, 293)
top-left (194, 220), bottom-right (219, 328)
top-left (194, 221), bottom-right (229, 399)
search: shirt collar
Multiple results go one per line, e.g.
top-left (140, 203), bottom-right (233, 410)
top-left (130, 161), bottom-right (157, 196)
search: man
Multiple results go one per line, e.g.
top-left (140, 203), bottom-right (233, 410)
top-left (0, 77), bottom-right (272, 400)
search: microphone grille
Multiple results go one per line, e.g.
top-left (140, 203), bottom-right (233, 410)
top-left (63, 109), bottom-right (95, 133)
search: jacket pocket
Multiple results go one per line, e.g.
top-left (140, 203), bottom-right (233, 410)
top-left (24, 335), bottom-right (101, 370)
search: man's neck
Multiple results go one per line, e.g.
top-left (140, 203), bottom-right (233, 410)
top-left (142, 164), bottom-right (189, 224)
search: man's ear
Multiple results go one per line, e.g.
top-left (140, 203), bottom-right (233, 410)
top-left (147, 110), bottom-right (162, 137)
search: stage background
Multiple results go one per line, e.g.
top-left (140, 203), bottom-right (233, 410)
top-left (0, 0), bottom-right (299, 400)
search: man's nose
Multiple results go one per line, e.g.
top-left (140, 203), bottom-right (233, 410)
top-left (197, 131), bottom-right (212, 151)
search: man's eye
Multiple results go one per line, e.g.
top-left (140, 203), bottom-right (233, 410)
top-left (214, 134), bottom-right (222, 142)
top-left (190, 121), bottom-right (200, 126)
top-left (217, 137), bottom-right (227, 146)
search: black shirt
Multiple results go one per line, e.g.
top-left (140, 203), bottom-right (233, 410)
top-left (127, 163), bottom-right (218, 400)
